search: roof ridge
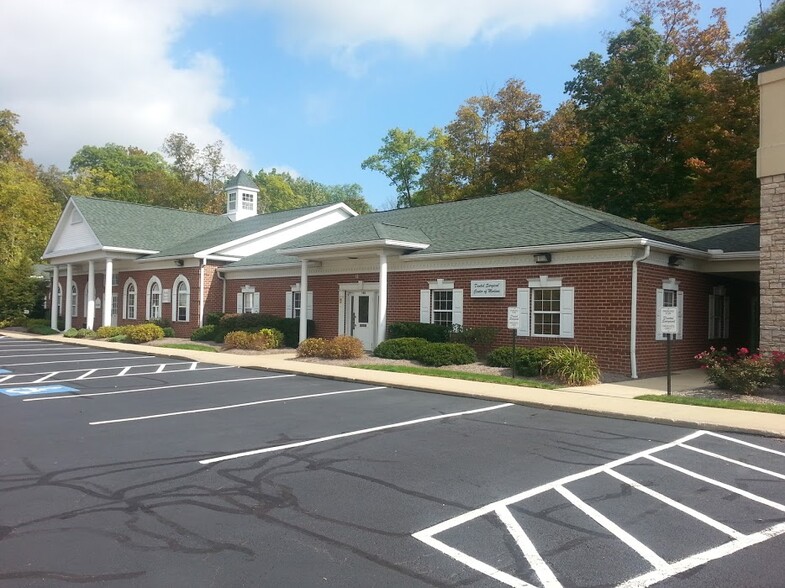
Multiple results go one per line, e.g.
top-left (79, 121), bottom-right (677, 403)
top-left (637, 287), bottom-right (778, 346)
top-left (71, 195), bottom-right (223, 219)
top-left (666, 223), bottom-right (760, 231)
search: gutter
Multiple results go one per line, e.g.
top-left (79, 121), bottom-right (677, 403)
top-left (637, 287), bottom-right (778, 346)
top-left (630, 242), bottom-right (651, 379)
top-left (198, 258), bottom-right (206, 327)
top-left (216, 270), bottom-right (227, 313)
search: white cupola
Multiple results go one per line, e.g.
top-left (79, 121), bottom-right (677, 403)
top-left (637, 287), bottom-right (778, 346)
top-left (224, 170), bottom-right (260, 222)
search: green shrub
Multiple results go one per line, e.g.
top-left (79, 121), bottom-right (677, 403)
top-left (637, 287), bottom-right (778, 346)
top-left (63, 327), bottom-right (79, 338)
top-left (418, 342), bottom-right (477, 366)
top-left (107, 334), bottom-right (130, 343)
top-left (374, 337), bottom-right (430, 360)
top-left (125, 323), bottom-right (165, 344)
top-left (190, 324), bottom-right (216, 341)
top-left (95, 325), bottom-right (127, 339)
top-left (27, 325), bottom-right (58, 335)
top-left (487, 346), bottom-right (554, 376)
top-left (153, 318), bottom-right (172, 329)
top-left (205, 312), bottom-right (224, 326)
top-left (387, 321), bottom-right (450, 342)
top-left (223, 328), bottom-right (284, 351)
top-left (26, 318), bottom-right (50, 328)
top-left (297, 337), bottom-right (329, 357)
top-left (449, 325), bottom-right (497, 349)
top-left (322, 336), bottom-right (364, 359)
top-left (216, 313), bottom-right (313, 347)
top-left (695, 347), bottom-right (774, 395)
top-left (162, 327), bottom-right (176, 337)
top-left (258, 328), bottom-right (284, 349)
top-left (0, 316), bottom-right (28, 328)
top-left (75, 329), bottom-right (95, 339)
top-left (541, 347), bottom-right (601, 386)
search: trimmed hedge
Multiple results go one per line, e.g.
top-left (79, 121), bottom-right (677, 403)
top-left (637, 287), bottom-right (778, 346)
top-left (487, 346), bottom-right (554, 377)
top-left (190, 324), bottom-right (216, 341)
top-left (215, 313), bottom-right (314, 348)
top-left (27, 325), bottom-right (58, 335)
top-left (387, 322), bottom-right (450, 342)
top-left (162, 327), bottom-right (176, 337)
top-left (63, 327), bottom-right (79, 338)
top-left (125, 323), bottom-right (165, 344)
top-left (96, 326), bottom-right (127, 339)
top-left (418, 342), bottom-right (477, 366)
top-left (75, 328), bottom-right (95, 339)
top-left (296, 337), bottom-right (328, 357)
top-left (374, 337), bottom-right (430, 360)
top-left (223, 328), bottom-right (284, 351)
top-left (296, 336), bottom-right (364, 359)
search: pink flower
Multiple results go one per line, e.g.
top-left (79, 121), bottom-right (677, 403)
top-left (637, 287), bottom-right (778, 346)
top-left (738, 347), bottom-right (749, 356)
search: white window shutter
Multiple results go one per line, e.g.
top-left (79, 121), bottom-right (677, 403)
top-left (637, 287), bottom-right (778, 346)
top-left (517, 288), bottom-right (530, 337)
top-left (306, 291), bottom-right (314, 320)
top-left (452, 289), bottom-right (463, 326)
top-left (420, 290), bottom-right (431, 323)
top-left (708, 295), bottom-right (716, 339)
top-left (677, 290), bottom-right (684, 340)
top-left (252, 292), bottom-right (260, 314)
top-left (655, 288), bottom-right (664, 341)
top-left (285, 292), bottom-right (293, 318)
top-left (560, 286), bottom-right (574, 338)
top-left (723, 295), bottom-right (730, 339)
top-left (236, 292), bottom-right (243, 313)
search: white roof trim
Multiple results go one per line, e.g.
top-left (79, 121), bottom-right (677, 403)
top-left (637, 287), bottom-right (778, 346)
top-left (281, 239), bottom-right (429, 257)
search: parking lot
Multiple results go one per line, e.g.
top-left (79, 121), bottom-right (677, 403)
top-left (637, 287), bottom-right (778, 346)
top-left (2, 335), bottom-right (785, 587)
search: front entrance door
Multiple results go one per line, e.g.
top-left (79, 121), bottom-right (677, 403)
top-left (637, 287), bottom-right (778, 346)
top-left (348, 291), bottom-right (376, 350)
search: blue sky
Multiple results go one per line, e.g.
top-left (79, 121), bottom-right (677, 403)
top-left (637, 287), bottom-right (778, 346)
top-left (1, 1), bottom-right (764, 210)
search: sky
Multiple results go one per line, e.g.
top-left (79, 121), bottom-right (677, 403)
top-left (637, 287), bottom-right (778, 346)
top-left (0, 0), bottom-right (765, 210)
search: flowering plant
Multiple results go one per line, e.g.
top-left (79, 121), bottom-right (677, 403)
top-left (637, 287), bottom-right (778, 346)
top-left (695, 346), bottom-right (775, 395)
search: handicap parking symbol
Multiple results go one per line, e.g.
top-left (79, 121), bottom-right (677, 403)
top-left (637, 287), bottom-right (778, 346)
top-left (0, 385), bottom-right (78, 397)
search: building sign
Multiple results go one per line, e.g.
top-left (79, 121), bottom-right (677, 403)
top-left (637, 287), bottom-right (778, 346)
top-left (162, 289), bottom-right (172, 304)
top-left (471, 280), bottom-right (506, 298)
top-left (507, 307), bottom-right (520, 330)
top-left (660, 307), bottom-right (679, 335)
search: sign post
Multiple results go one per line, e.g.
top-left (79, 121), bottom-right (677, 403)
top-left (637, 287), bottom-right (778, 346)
top-left (660, 307), bottom-right (679, 396)
top-left (507, 307), bottom-right (520, 379)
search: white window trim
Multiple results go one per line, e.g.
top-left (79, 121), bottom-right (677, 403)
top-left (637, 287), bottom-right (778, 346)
top-left (708, 285), bottom-right (730, 340)
top-left (146, 276), bottom-right (163, 321)
top-left (286, 283), bottom-right (313, 320)
top-left (656, 278), bottom-right (683, 341)
top-left (420, 280), bottom-right (463, 326)
top-left (71, 282), bottom-right (79, 318)
top-left (172, 275), bottom-right (190, 323)
top-left (123, 278), bottom-right (137, 320)
top-left (236, 285), bottom-right (260, 314)
top-left (228, 192), bottom-right (237, 212)
top-left (57, 284), bottom-right (62, 316)
top-left (517, 276), bottom-right (574, 338)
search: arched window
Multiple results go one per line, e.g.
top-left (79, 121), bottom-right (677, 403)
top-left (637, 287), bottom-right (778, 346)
top-left (147, 277), bottom-right (162, 320)
top-left (123, 278), bottom-right (137, 320)
top-left (57, 284), bottom-right (63, 317)
top-left (173, 276), bottom-right (190, 322)
top-left (71, 283), bottom-right (78, 318)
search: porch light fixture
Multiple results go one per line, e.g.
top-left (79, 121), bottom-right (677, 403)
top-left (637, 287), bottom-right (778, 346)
top-left (668, 254), bottom-right (684, 267)
top-left (533, 252), bottom-right (552, 264)
top-left (174, 259), bottom-right (185, 267)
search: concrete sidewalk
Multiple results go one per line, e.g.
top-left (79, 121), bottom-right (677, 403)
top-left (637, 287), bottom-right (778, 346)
top-left (3, 330), bottom-right (785, 438)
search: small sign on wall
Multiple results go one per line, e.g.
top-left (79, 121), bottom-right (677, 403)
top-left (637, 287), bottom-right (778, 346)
top-left (471, 280), bottom-right (506, 298)
top-left (162, 289), bottom-right (172, 304)
top-left (660, 307), bottom-right (679, 335)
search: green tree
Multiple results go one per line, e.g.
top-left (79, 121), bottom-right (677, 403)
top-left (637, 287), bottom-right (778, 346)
top-left (445, 95), bottom-right (497, 197)
top-left (416, 127), bottom-right (459, 205)
top-left (531, 101), bottom-right (586, 200)
top-left (362, 128), bottom-right (428, 208)
top-left (0, 110), bottom-right (26, 162)
top-left (738, 0), bottom-right (785, 76)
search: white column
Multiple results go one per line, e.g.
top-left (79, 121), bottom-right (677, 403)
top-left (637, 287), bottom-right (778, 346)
top-left (377, 251), bottom-right (388, 347)
top-left (64, 263), bottom-right (73, 331)
top-left (299, 260), bottom-right (308, 343)
top-left (50, 265), bottom-right (59, 330)
top-left (86, 260), bottom-right (96, 330)
top-left (103, 258), bottom-right (113, 327)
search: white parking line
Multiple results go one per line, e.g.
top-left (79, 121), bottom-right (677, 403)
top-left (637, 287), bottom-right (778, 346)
top-left (414, 430), bottom-right (785, 588)
top-left (0, 345), bottom-right (70, 351)
top-left (199, 403), bottom-right (513, 465)
top-left (0, 350), bottom-right (118, 359)
top-left (0, 375), bottom-right (13, 384)
top-left (7, 365), bottom-right (231, 386)
top-left (76, 369), bottom-right (98, 380)
top-left (2, 356), bottom-right (155, 367)
top-left (89, 386), bottom-right (387, 425)
top-left (22, 374), bottom-right (296, 401)
top-left (33, 372), bottom-right (58, 383)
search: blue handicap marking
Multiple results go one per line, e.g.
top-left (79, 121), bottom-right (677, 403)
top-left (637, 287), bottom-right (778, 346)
top-left (0, 385), bottom-right (78, 397)
top-left (0, 369), bottom-right (10, 374)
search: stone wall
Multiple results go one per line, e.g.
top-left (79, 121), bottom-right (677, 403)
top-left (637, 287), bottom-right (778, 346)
top-left (760, 174), bottom-right (785, 350)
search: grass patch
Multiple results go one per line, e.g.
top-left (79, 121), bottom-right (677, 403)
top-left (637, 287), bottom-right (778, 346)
top-left (636, 394), bottom-right (785, 415)
top-left (157, 343), bottom-right (218, 353)
top-left (353, 364), bottom-right (557, 389)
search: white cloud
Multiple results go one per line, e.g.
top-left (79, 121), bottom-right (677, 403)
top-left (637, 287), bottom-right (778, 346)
top-left (0, 0), bottom-right (248, 169)
top-left (255, 0), bottom-right (609, 73)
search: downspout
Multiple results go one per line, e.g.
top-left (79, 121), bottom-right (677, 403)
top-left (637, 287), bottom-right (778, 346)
top-left (630, 242), bottom-right (650, 379)
top-left (216, 270), bottom-right (226, 314)
top-left (198, 258), bottom-right (206, 328)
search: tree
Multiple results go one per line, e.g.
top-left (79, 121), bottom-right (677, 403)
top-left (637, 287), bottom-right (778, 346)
top-left (530, 101), bottom-right (586, 200)
top-left (738, 0), bottom-right (785, 76)
top-left (161, 132), bottom-right (198, 181)
top-left (362, 128), bottom-right (428, 208)
top-left (0, 110), bottom-right (26, 162)
top-left (445, 95), bottom-right (497, 197)
top-left (416, 127), bottom-right (459, 205)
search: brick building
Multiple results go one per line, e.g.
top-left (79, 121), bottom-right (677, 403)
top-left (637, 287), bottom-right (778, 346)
top-left (43, 169), bottom-right (759, 378)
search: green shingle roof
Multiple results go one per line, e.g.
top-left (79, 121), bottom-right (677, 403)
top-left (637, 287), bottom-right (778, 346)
top-left (661, 224), bottom-right (760, 252)
top-left (224, 170), bottom-right (258, 190)
top-left (145, 203), bottom-right (338, 258)
top-left (72, 196), bottom-right (229, 252)
top-left (227, 190), bottom-right (758, 269)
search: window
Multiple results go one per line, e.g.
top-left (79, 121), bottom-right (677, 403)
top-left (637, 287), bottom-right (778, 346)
top-left (241, 192), bottom-right (254, 211)
top-left (57, 284), bottom-right (62, 316)
top-left (419, 280), bottom-right (463, 327)
top-left (655, 279), bottom-right (683, 340)
top-left (111, 273), bottom-right (118, 286)
top-left (124, 279), bottom-right (137, 320)
top-left (236, 287), bottom-right (259, 314)
top-left (709, 286), bottom-right (730, 340)
top-left (147, 278), bottom-right (162, 320)
top-left (286, 288), bottom-right (313, 319)
top-left (228, 192), bottom-right (237, 211)
top-left (516, 277), bottom-right (574, 338)
top-left (71, 283), bottom-right (78, 318)
top-left (175, 279), bottom-right (190, 322)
